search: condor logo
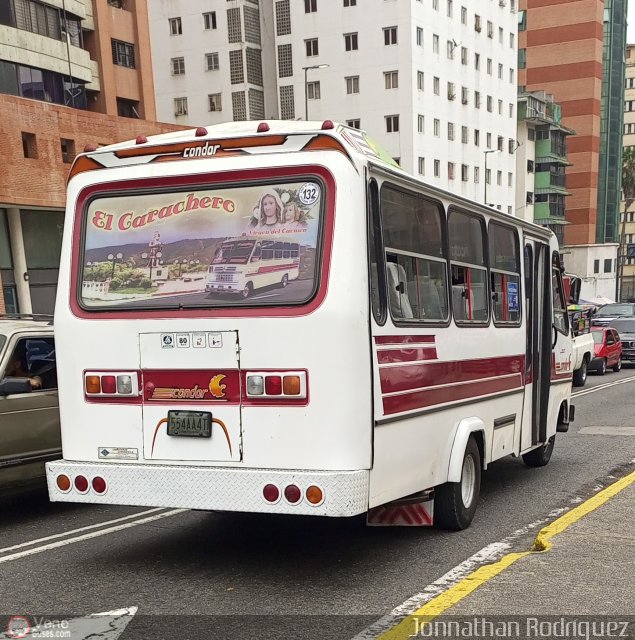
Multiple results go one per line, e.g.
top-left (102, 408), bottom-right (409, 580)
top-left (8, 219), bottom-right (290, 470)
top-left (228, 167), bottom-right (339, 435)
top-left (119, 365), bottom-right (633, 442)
top-left (150, 375), bottom-right (227, 400)
top-left (183, 143), bottom-right (221, 158)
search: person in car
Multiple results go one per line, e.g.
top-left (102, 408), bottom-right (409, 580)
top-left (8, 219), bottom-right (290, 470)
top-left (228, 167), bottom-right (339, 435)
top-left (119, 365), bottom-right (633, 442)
top-left (4, 353), bottom-right (42, 389)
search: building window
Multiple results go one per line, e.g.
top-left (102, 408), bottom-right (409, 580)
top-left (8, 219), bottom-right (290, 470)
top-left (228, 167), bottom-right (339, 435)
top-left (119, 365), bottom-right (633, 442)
top-left (385, 115), bottom-right (399, 133)
top-left (208, 93), bottom-right (222, 112)
top-left (171, 56), bottom-right (185, 75)
top-left (278, 43), bottom-right (293, 77)
top-left (384, 26), bottom-right (397, 45)
top-left (508, 172), bottom-right (513, 187)
top-left (518, 48), bottom-right (526, 69)
top-left (474, 91), bottom-right (481, 108)
top-left (112, 40), bottom-right (135, 68)
top-left (461, 86), bottom-right (468, 104)
top-left (510, 33), bottom-right (515, 48)
top-left (418, 157), bottom-right (425, 175)
top-left (174, 97), bottom-right (188, 116)
top-left (232, 91), bottom-right (247, 121)
top-left (475, 14), bottom-right (481, 32)
top-left (461, 6), bottom-right (467, 24)
top-left (275, 0), bottom-right (291, 36)
top-left (384, 70), bottom-right (398, 89)
top-left (448, 122), bottom-right (455, 140)
top-left (229, 50), bottom-right (244, 84)
top-left (346, 118), bottom-right (360, 128)
top-left (344, 32), bottom-right (358, 51)
top-left (487, 58), bottom-right (492, 75)
top-left (475, 53), bottom-right (480, 70)
top-left (418, 114), bottom-right (424, 133)
top-left (417, 71), bottom-right (424, 91)
top-left (344, 0), bottom-right (356, 6)
top-left (509, 68), bottom-right (514, 83)
top-left (246, 48), bottom-right (263, 85)
top-left (593, 259), bottom-right (600, 274)
top-left (497, 171), bottom-right (502, 186)
top-left (21, 132), bottom-right (37, 159)
top-left (447, 40), bottom-right (455, 59)
top-left (433, 77), bottom-right (440, 94)
top-left (227, 7), bottom-right (242, 42)
top-left (434, 160), bottom-right (440, 177)
top-left (498, 63), bottom-right (503, 79)
top-left (474, 167), bottom-right (480, 183)
top-left (169, 17), bottom-right (182, 35)
top-left (498, 99), bottom-right (503, 115)
top-left (487, 95), bottom-right (493, 112)
top-left (416, 27), bottom-right (423, 46)
top-left (461, 47), bottom-right (468, 65)
top-left (487, 21), bottom-right (493, 38)
top-left (604, 259), bottom-right (612, 273)
top-left (307, 81), bottom-right (320, 99)
top-left (447, 82), bottom-right (455, 100)
top-left (280, 85), bottom-right (295, 119)
top-left (305, 38), bottom-right (319, 56)
top-left (497, 135), bottom-right (504, 151)
top-left (60, 138), bottom-right (75, 163)
top-left (447, 0), bottom-right (453, 17)
top-left (433, 34), bottom-right (439, 53)
top-left (116, 98), bottom-right (139, 118)
top-left (462, 126), bottom-right (468, 144)
top-left (461, 164), bottom-right (469, 182)
top-left (434, 119), bottom-right (440, 137)
top-left (433, 0), bottom-right (439, 9)
top-left (498, 27), bottom-right (503, 44)
top-left (485, 169), bottom-right (491, 185)
top-left (448, 162), bottom-right (455, 180)
top-left (203, 12), bottom-right (217, 30)
top-left (518, 10), bottom-right (526, 31)
top-left (206, 52), bottom-right (219, 71)
top-left (487, 133), bottom-right (492, 148)
top-left (474, 129), bottom-right (480, 146)
top-left (345, 76), bottom-right (359, 94)
top-left (305, 0), bottom-right (317, 12)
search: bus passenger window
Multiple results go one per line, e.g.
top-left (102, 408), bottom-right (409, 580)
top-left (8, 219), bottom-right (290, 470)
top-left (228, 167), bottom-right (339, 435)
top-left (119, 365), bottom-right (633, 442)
top-left (261, 241), bottom-right (274, 260)
top-left (489, 223), bottom-right (521, 324)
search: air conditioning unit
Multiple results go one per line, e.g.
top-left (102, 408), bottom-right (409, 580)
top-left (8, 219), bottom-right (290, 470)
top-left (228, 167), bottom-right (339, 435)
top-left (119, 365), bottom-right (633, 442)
top-left (526, 192), bottom-right (534, 204)
top-left (527, 160), bottom-right (535, 173)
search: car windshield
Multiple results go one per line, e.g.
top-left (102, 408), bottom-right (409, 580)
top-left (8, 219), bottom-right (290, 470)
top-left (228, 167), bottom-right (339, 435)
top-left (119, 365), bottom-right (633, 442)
top-left (610, 319), bottom-right (635, 332)
top-left (592, 331), bottom-right (604, 344)
top-left (595, 304), bottom-right (633, 317)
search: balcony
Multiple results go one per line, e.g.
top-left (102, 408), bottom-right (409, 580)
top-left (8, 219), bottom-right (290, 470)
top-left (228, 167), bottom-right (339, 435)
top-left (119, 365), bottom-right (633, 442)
top-left (534, 170), bottom-right (569, 195)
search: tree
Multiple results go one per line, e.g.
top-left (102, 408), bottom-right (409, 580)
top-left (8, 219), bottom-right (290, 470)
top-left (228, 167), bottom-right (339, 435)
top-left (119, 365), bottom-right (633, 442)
top-left (618, 147), bottom-right (635, 300)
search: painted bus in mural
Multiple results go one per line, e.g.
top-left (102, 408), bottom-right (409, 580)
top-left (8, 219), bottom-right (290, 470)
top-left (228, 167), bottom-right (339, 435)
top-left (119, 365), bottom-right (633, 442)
top-left (46, 120), bottom-right (574, 531)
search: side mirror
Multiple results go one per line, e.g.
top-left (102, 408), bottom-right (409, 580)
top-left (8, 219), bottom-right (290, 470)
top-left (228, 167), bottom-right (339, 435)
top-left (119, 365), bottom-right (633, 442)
top-left (0, 377), bottom-right (32, 397)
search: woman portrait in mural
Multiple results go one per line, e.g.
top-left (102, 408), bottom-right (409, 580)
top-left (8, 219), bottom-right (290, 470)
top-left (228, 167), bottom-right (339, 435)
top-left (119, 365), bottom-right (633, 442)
top-left (250, 191), bottom-right (284, 228)
top-left (282, 201), bottom-right (309, 230)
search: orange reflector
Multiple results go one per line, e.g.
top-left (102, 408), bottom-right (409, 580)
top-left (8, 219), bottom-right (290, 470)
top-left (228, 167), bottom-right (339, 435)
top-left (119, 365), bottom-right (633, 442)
top-left (306, 485), bottom-right (323, 505)
top-left (85, 375), bottom-right (101, 394)
top-left (56, 474), bottom-right (71, 492)
top-left (283, 375), bottom-right (301, 395)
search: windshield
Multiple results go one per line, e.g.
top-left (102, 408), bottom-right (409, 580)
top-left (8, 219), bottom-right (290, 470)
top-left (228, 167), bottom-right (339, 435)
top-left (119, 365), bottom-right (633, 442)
top-left (610, 319), bottom-right (635, 333)
top-left (595, 304), bottom-right (633, 317)
top-left (79, 180), bottom-right (323, 310)
top-left (592, 331), bottom-right (604, 344)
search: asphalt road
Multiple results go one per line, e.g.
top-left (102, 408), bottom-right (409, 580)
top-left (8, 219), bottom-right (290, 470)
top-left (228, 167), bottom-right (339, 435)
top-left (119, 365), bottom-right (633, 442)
top-left (1, 368), bottom-right (634, 639)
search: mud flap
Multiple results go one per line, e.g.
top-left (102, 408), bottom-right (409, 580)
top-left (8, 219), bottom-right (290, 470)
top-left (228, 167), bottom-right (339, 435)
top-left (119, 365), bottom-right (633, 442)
top-left (366, 490), bottom-right (434, 527)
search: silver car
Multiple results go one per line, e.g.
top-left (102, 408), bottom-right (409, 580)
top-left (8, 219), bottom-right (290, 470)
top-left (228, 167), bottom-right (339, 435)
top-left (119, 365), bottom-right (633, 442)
top-left (0, 316), bottom-right (61, 490)
top-left (609, 317), bottom-right (635, 364)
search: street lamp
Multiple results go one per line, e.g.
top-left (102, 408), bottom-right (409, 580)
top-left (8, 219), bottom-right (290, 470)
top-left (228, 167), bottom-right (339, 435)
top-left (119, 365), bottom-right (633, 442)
top-left (483, 149), bottom-right (500, 206)
top-left (302, 64), bottom-right (329, 121)
top-left (107, 252), bottom-right (123, 279)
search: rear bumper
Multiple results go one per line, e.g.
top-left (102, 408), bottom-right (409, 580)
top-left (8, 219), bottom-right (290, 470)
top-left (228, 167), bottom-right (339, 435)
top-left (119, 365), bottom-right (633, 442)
top-left (46, 461), bottom-right (369, 517)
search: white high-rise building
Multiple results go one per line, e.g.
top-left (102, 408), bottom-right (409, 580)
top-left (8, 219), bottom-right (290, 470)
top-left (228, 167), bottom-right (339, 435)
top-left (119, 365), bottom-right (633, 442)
top-left (148, 0), bottom-right (518, 211)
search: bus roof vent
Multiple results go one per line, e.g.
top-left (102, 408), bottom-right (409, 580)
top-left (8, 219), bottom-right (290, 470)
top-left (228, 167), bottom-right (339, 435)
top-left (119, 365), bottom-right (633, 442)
top-left (321, 120), bottom-right (334, 130)
top-left (257, 122), bottom-right (270, 133)
top-left (135, 135), bottom-right (148, 145)
top-left (195, 127), bottom-right (208, 137)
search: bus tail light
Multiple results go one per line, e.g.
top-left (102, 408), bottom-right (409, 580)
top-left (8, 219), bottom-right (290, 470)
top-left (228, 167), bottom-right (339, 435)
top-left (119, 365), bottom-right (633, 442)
top-left (74, 475), bottom-right (89, 493)
top-left (245, 371), bottom-right (307, 399)
top-left (284, 484), bottom-right (302, 504)
top-left (56, 474), bottom-right (71, 492)
top-left (306, 485), bottom-right (324, 506)
top-left (92, 476), bottom-right (107, 494)
top-left (262, 484), bottom-right (280, 503)
top-left (84, 371), bottom-right (141, 400)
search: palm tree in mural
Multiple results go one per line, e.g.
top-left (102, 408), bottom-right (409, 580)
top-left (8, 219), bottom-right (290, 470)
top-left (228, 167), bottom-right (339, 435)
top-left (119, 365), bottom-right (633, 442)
top-left (619, 147), bottom-right (635, 300)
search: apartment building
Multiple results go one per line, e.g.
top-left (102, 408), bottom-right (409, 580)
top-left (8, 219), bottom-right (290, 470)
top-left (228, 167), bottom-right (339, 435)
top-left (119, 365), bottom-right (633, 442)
top-left (620, 44), bottom-right (635, 301)
top-left (515, 91), bottom-right (573, 241)
top-left (0, 0), bottom-right (183, 314)
top-left (148, 0), bottom-right (518, 212)
top-left (519, 0), bottom-right (626, 298)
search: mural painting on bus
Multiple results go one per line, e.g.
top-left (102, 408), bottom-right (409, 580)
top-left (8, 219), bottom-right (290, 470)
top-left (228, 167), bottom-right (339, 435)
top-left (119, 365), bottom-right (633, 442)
top-left (81, 181), bottom-right (322, 307)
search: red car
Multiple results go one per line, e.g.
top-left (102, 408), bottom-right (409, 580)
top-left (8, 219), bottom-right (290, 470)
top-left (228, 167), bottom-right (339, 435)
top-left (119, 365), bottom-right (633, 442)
top-left (590, 327), bottom-right (622, 374)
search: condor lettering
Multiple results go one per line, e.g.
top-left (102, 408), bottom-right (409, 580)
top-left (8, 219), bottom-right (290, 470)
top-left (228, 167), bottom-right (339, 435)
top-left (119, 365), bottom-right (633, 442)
top-left (183, 143), bottom-right (221, 158)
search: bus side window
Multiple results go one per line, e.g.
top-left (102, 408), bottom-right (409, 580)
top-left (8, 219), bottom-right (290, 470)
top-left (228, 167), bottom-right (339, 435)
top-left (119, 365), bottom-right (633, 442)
top-left (489, 222), bottom-right (521, 325)
top-left (252, 244), bottom-right (261, 262)
top-left (262, 241), bottom-right (274, 260)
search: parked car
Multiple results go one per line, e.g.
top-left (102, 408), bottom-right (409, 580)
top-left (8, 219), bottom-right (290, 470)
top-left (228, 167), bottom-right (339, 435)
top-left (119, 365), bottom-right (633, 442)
top-left (0, 315), bottom-right (60, 491)
top-left (591, 303), bottom-right (635, 327)
top-left (608, 317), bottom-right (635, 365)
top-left (589, 327), bottom-right (622, 375)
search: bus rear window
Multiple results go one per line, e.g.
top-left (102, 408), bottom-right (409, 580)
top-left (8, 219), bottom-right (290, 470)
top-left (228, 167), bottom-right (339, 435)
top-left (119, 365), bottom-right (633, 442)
top-left (79, 180), bottom-right (323, 309)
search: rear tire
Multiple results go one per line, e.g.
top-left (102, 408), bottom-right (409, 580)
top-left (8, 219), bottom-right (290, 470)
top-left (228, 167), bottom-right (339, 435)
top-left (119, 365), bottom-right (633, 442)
top-left (572, 359), bottom-right (588, 387)
top-left (598, 358), bottom-right (607, 375)
top-left (241, 282), bottom-right (253, 299)
top-left (522, 435), bottom-right (555, 468)
top-left (435, 437), bottom-right (481, 531)
top-left (613, 356), bottom-right (622, 372)
top-left (280, 274), bottom-right (289, 288)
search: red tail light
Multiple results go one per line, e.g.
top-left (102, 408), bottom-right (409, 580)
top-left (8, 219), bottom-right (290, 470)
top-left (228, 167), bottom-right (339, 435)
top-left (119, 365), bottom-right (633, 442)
top-left (92, 477), bottom-right (107, 494)
top-left (284, 484), bottom-right (302, 504)
top-left (245, 371), bottom-right (307, 400)
top-left (263, 484), bottom-right (280, 503)
top-left (74, 475), bottom-right (89, 493)
top-left (84, 371), bottom-right (141, 402)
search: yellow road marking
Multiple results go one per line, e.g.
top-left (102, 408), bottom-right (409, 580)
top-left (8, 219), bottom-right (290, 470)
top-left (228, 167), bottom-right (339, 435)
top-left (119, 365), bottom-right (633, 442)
top-left (379, 468), bottom-right (635, 640)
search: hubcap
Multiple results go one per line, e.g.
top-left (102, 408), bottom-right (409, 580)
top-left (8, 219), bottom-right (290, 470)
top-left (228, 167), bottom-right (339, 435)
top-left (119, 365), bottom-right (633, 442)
top-left (461, 454), bottom-right (476, 508)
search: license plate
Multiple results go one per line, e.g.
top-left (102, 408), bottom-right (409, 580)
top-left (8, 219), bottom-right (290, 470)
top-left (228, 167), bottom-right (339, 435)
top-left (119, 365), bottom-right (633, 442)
top-left (167, 410), bottom-right (212, 438)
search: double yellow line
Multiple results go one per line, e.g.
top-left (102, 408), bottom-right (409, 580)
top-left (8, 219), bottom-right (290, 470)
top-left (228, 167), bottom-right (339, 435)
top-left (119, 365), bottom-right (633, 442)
top-left (379, 469), bottom-right (635, 639)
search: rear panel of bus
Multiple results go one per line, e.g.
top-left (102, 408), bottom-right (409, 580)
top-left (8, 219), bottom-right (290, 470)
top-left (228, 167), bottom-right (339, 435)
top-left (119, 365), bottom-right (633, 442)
top-left (48, 151), bottom-right (373, 515)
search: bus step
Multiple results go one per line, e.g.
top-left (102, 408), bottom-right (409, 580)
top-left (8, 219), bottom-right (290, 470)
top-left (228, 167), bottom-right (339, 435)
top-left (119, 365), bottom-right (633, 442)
top-left (366, 490), bottom-right (434, 527)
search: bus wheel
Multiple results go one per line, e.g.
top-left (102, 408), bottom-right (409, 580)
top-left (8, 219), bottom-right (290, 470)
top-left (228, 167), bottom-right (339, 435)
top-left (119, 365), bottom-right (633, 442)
top-left (241, 282), bottom-right (253, 299)
top-left (522, 435), bottom-right (555, 468)
top-left (435, 436), bottom-right (481, 531)
top-left (281, 274), bottom-right (289, 288)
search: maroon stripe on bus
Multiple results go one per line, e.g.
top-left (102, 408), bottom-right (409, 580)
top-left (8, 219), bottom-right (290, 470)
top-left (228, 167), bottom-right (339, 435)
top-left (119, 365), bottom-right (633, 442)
top-left (382, 375), bottom-right (522, 415)
top-left (377, 347), bottom-right (438, 364)
top-left (379, 355), bottom-right (524, 394)
top-left (374, 335), bottom-right (436, 345)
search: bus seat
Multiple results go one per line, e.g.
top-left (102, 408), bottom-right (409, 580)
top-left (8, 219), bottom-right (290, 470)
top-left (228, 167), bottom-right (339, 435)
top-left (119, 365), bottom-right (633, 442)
top-left (420, 277), bottom-right (443, 319)
top-left (387, 262), bottom-right (414, 319)
top-left (452, 285), bottom-right (467, 321)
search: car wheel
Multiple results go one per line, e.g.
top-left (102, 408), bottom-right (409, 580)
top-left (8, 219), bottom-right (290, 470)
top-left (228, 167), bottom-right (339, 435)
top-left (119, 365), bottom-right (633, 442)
top-left (522, 436), bottom-right (555, 468)
top-left (613, 356), bottom-right (622, 373)
top-left (598, 358), bottom-right (607, 375)
top-left (241, 282), bottom-right (253, 299)
top-left (572, 359), bottom-right (587, 387)
top-left (435, 436), bottom-right (481, 531)
top-left (280, 274), bottom-right (289, 288)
